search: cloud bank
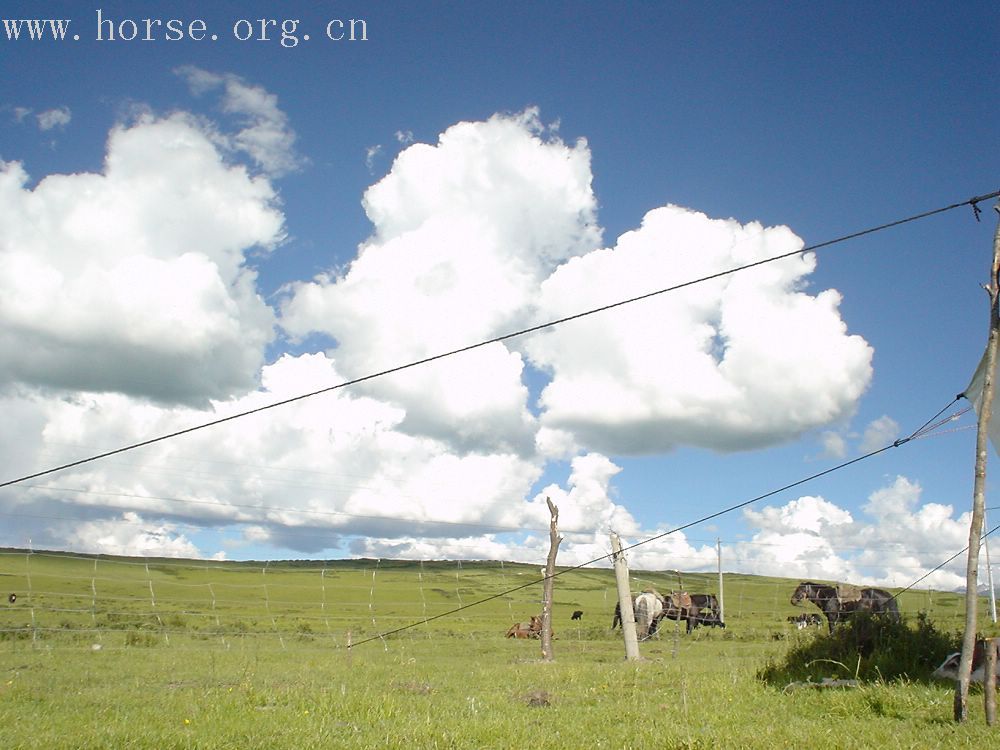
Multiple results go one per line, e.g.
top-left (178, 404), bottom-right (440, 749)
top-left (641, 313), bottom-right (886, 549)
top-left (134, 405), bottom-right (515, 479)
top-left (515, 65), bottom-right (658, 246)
top-left (1, 73), bottom-right (955, 591)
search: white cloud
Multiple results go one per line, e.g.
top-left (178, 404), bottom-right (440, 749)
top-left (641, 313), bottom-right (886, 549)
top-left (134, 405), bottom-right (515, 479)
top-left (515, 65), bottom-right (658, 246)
top-left (281, 109), bottom-right (602, 453)
top-left (36, 106), bottom-right (71, 131)
top-left (860, 415), bottom-right (900, 453)
top-left (64, 512), bottom-right (205, 558)
top-left (0, 112), bottom-right (284, 404)
top-left (0, 101), bottom-right (915, 579)
top-left (177, 66), bottom-right (303, 177)
top-left (526, 205), bottom-right (874, 454)
top-left (731, 476), bottom-right (972, 589)
top-left (820, 430), bottom-right (848, 459)
top-left (395, 130), bottom-right (413, 144)
top-left (2, 354), bottom-right (547, 555)
top-left (365, 144), bottom-right (383, 171)
top-left (528, 453), bottom-right (638, 538)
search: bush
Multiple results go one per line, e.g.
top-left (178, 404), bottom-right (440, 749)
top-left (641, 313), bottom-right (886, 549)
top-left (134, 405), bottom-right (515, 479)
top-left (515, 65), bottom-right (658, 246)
top-left (757, 612), bottom-right (959, 685)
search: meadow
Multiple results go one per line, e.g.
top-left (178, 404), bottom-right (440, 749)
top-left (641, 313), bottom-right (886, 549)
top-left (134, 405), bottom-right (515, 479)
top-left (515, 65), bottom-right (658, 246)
top-left (1, 549), bottom-right (997, 748)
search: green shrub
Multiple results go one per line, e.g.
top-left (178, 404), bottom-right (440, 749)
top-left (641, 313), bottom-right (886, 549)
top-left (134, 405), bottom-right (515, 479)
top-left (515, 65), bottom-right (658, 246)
top-left (757, 612), bottom-right (959, 685)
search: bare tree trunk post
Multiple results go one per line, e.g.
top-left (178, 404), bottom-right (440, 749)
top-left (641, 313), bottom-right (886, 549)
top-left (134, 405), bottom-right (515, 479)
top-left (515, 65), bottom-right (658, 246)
top-left (956, 202), bottom-right (1000, 722)
top-left (611, 532), bottom-right (640, 661)
top-left (540, 497), bottom-right (561, 662)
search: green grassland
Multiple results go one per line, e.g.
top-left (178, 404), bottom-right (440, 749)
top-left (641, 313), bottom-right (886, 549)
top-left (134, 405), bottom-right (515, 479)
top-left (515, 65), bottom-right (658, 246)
top-left (1, 549), bottom-right (998, 748)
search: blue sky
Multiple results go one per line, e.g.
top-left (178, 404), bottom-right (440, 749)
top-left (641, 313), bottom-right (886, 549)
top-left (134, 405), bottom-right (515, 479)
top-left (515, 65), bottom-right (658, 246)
top-left (1, 2), bottom-right (998, 590)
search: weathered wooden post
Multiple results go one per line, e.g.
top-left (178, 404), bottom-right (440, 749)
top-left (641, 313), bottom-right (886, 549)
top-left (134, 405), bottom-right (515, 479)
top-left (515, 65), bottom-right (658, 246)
top-left (610, 532), bottom-right (640, 661)
top-left (956, 201), bottom-right (1000, 722)
top-left (540, 497), bottom-right (561, 662)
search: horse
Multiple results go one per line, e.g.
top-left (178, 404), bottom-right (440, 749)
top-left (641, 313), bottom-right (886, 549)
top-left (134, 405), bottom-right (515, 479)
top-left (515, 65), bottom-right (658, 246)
top-left (506, 615), bottom-right (543, 639)
top-left (650, 591), bottom-right (699, 634)
top-left (688, 593), bottom-right (725, 629)
top-left (571, 610), bottom-right (583, 621)
top-left (933, 640), bottom-right (999, 686)
top-left (610, 591), bottom-right (664, 639)
top-left (634, 591), bottom-right (663, 639)
top-left (505, 615), bottom-right (554, 639)
top-left (790, 581), bottom-right (900, 633)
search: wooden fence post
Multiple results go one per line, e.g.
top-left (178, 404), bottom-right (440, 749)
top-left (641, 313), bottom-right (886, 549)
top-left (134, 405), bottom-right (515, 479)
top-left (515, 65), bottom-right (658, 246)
top-left (611, 533), bottom-right (640, 661)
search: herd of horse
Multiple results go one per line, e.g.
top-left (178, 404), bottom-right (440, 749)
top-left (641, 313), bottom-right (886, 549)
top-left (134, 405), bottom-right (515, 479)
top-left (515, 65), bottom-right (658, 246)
top-left (789, 581), bottom-right (899, 632)
top-left (506, 580), bottom-right (901, 640)
top-left (611, 590), bottom-right (726, 638)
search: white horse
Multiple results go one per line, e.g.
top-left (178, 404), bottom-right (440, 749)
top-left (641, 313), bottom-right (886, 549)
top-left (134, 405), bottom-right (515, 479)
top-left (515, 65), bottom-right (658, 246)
top-left (633, 591), bottom-right (663, 640)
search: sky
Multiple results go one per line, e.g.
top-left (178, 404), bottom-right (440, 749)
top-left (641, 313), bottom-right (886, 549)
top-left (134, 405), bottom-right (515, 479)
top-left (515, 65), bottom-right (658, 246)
top-left (1, 2), bottom-right (998, 591)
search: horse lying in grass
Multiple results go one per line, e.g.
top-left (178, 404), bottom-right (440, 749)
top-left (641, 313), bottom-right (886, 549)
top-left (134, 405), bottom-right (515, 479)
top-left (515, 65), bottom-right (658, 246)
top-left (505, 615), bottom-right (554, 639)
top-left (933, 640), bottom-right (999, 686)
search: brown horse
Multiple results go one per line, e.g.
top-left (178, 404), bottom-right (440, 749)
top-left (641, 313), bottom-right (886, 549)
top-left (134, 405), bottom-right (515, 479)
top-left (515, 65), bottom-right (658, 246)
top-left (505, 615), bottom-right (554, 639)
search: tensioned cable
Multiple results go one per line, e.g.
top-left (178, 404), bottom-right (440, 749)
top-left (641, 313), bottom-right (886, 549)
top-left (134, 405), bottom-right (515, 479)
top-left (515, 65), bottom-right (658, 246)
top-left (348, 399), bottom-right (954, 647)
top-left (2, 190), bottom-right (996, 491)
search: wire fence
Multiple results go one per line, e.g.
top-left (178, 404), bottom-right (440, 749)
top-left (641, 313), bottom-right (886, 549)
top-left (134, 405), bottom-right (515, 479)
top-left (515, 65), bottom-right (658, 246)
top-left (1, 549), bottom-right (993, 653)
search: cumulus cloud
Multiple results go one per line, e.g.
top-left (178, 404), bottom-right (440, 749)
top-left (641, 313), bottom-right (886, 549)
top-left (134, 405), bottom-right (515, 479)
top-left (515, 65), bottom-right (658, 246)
top-left (526, 206), bottom-right (874, 454)
top-left (1, 354), bottom-right (550, 555)
top-left (281, 109), bottom-right (602, 453)
top-left (0, 99), bottom-right (901, 575)
top-left (0, 112), bottom-right (284, 404)
top-left (177, 66), bottom-right (303, 176)
top-left (732, 476), bottom-right (972, 589)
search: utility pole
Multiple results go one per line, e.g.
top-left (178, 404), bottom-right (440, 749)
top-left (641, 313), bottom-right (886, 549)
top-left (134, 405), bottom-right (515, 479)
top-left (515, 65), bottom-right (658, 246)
top-left (956, 200), bottom-right (1000, 722)
top-left (610, 532), bottom-right (640, 661)
top-left (984, 509), bottom-right (997, 624)
top-left (717, 538), bottom-right (725, 625)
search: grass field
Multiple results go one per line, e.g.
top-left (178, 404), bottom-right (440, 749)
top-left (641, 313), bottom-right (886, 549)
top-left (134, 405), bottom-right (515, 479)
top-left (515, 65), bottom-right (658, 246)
top-left (1, 549), bottom-right (998, 748)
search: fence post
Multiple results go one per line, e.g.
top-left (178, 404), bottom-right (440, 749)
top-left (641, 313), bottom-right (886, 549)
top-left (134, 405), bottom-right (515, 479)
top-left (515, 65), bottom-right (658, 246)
top-left (540, 497), bottom-right (561, 662)
top-left (611, 533), bottom-right (640, 661)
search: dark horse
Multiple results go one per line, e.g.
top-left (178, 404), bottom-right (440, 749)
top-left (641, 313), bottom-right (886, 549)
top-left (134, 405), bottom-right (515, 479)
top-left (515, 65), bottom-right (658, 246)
top-left (790, 582), bottom-right (900, 633)
top-left (650, 592), bottom-right (725, 635)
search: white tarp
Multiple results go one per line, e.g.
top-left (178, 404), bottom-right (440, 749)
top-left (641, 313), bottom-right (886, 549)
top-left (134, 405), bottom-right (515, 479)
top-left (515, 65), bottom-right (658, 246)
top-left (963, 346), bottom-right (1000, 457)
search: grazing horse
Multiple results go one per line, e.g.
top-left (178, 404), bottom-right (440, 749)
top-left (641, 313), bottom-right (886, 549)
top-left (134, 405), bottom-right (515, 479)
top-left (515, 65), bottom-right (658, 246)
top-left (651, 591), bottom-right (699, 634)
top-left (688, 593), bottom-right (725, 629)
top-left (790, 582), bottom-right (900, 633)
top-left (611, 591), bottom-right (665, 639)
top-left (571, 610), bottom-right (584, 621)
top-left (634, 591), bottom-right (664, 639)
